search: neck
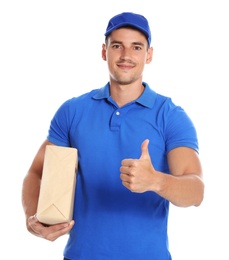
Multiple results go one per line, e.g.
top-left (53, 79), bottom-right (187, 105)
top-left (109, 81), bottom-right (144, 107)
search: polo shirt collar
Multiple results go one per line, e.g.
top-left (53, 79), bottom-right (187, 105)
top-left (93, 82), bottom-right (157, 108)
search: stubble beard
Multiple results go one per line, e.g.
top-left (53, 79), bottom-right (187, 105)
top-left (111, 71), bottom-right (138, 86)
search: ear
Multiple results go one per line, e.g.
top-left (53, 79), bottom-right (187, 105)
top-left (102, 43), bottom-right (107, 61)
top-left (146, 47), bottom-right (153, 64)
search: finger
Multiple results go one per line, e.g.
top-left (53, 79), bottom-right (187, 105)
top-left (139, 139), bottom-right (150, 160)
top-left (45, 221), bottom-right (75, 241)
top-left (121, 158), bottom-right (133, 167)
top-left (33, 214), bottom-right (38, 222)
top-left (120, 164), bottom-right (130, 174)
top-left (28, 214), bottom-right (38, 226)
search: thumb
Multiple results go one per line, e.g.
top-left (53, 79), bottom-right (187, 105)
top-left (139, 139), bottom-right (150, 160)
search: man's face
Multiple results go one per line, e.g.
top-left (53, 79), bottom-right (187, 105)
top-left (102, 27), bottom-right (153, 85)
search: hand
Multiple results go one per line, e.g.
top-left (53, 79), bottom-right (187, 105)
top-left (27, 214), bottom-right (74, 241)
top-left (120, 139), bottom-right (156, 193)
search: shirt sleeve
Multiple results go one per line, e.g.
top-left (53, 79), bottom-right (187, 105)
top-left (47, 98), bottom-right (75, 147)
top-left (164, 99), bottom-right (199, 154)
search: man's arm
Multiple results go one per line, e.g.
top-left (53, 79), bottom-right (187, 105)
top-left (120, 139), bottom-right (204, 207)
top-left (21, 140), bottom-right (74, 241)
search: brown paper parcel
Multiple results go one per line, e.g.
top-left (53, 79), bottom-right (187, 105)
top-left (36, 145), bottom-right (78, 225)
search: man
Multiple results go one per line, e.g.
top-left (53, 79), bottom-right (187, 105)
top-left (22, 12), bottom-right (204, 260)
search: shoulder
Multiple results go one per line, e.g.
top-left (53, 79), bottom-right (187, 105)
top-left (141, 82), bottom-right (177, 109)
top-left (58, 89), bottom-right (101, 111)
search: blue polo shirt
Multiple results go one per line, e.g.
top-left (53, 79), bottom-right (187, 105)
top-left (47, 82), bottom-right (198, 260)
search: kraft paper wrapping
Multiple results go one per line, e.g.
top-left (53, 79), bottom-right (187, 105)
top-left (36, 145), bottom-right (78, 225)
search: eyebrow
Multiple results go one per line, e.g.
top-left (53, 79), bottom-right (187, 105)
top-left (110, 40), bottom-right (145, 46)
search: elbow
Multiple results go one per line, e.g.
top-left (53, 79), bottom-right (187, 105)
top-left (194, 180), bottom-right (205, 207)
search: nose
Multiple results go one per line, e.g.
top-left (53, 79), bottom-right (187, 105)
top-left (120, 47), bottom-right (132, 59)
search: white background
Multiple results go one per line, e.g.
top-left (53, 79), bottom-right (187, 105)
top-left (1, 0), bottom-right (228, 259)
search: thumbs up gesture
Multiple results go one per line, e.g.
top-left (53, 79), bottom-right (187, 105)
top-left (120, 139), bottom-right (157, 193)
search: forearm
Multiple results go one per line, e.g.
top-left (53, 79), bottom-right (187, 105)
top-left (155, 172), bottom-right (204, 207)
top-left (21, 173), bottom-right (41, 228)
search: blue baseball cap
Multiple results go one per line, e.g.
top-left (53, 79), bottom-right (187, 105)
top-left (104, 12), bottom-right (151, 46)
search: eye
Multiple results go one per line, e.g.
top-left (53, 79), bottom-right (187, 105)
top-left (133, 46), bottom-right (142, 51)
top-left (112, 44), bottom-right (122, 49)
